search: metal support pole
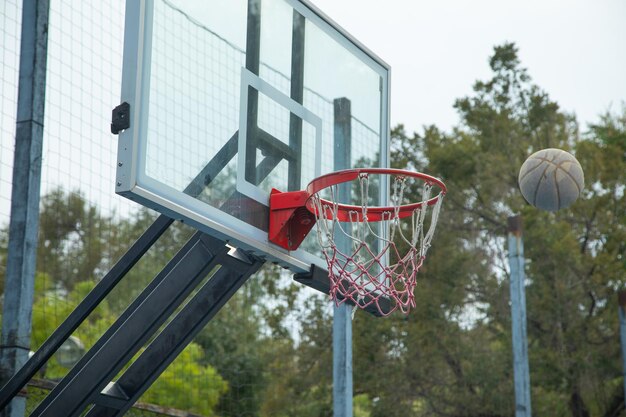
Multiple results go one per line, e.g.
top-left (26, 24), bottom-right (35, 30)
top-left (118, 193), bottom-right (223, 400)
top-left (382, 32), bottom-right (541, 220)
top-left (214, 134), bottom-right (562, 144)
top-left (618, 290), bottom-right (626, 409)
top-left (84, 250), bottom-right (263, 417)
top-left (31, 233), bottom-right (230, 417)
top-left (0, 1), bottom-right (50, 416)
top-left (508, 215), bottom-right (532, 417)
top-left (288, 10), bottom-right (305, 191)
top-left (333, 97), bottom-right (352, 417)
top-left (244, 0), bottom-right (261, 185)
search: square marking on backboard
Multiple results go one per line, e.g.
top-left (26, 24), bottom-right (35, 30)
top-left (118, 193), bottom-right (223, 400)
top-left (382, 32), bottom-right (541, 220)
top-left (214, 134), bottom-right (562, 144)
top-left (237, 68), bottom-right (322, 204)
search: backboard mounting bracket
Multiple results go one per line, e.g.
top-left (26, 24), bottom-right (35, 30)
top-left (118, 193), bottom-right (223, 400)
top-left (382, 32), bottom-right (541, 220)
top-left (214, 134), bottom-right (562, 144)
top-left (293, 265), bottom-right (391, 317)
top-left (111, 102), bottom-right (130, 134)
top-left (268, 188), bottom-right (315, 250)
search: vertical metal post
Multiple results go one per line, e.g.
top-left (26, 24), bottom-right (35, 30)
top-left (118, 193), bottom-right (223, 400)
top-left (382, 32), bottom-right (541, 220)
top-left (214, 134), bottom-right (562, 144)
top-left (508, 215), bottom-right (531, 417)
top-left (288, 11), bottom-right (305, 191)
top-left (333, 97), bottom-right (352, 417)
top-left (0, 1), bottom-right (50, 416)
top-left (618, 291), bottom-right (626, 409)
top-left (244, 0), bottom-right (261, 185)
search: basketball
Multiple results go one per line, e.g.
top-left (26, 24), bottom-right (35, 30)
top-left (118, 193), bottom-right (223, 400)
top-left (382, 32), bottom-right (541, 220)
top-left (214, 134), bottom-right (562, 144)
top-left (518, 148), bottom-right (584, 211)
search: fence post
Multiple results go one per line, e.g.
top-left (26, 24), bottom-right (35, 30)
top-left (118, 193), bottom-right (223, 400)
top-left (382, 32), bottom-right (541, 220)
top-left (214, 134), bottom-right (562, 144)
top-left (508, 215), bottom-right (532, 417)
top-left (0, 1), bottom-right (50, 416)
top-left (618, 290), bottom-right (626, 410)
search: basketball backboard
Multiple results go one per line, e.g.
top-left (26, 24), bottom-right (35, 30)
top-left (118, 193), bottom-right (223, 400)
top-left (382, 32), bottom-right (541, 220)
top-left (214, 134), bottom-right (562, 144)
top-left (116, 0), bottom-right (390, 273)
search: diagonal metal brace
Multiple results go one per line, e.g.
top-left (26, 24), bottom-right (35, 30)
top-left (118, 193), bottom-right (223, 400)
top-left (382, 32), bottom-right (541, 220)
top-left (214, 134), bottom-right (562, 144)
top-left (86, 248), bottom-right (263, 417)
top-left (29, 233), bottom-right (238, 417)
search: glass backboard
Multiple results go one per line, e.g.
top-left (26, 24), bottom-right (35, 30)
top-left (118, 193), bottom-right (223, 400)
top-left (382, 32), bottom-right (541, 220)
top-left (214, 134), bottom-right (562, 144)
top-left (116, 0), bottom-right (390, 272)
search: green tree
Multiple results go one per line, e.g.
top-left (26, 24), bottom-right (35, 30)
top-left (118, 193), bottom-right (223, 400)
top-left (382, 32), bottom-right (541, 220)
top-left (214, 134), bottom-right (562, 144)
top-left (259, 289), bottom-right (334, 417)
top-left (29, 228), bottom-right (228, 416)
top-left (349, 43), bottom-right (626, 417)
top-left (195, 273), bottom-right (270, 417)
top-left (7, 42), bottom-right (626, 416)
top-left (37, 189), bottom-right (112, 291)
top-left (141, 343), bottom-right (228, 415)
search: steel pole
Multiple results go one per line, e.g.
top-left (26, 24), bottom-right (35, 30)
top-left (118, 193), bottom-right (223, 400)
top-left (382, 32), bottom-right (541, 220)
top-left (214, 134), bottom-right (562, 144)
top-left (508, 215), bottom-right (532, 417)
top-left (0, 1), bottom-right (50, 416)
top-left (618, 290), bottom-right (626, 409)
top-left (333, 97), bottom-right (353, 417)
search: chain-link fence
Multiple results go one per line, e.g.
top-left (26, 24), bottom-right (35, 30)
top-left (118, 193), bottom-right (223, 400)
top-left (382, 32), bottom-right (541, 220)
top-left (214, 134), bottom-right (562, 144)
top-left (0, 0), bottom-right (21, 223)
top-left (23, 381), bottom-right (204, 417)
top-left (0, 1), bottom-right (337, 415)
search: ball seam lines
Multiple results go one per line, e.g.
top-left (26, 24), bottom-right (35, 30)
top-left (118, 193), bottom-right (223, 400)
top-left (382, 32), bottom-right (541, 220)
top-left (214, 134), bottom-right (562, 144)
top-left (521, 155), bottom-right (583, 194)
top-left (532, 162), bottom-right (553, 207)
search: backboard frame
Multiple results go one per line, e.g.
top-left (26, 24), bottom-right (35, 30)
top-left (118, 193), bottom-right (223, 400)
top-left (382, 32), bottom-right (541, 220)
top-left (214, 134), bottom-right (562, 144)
top-left (115, 0), bottom-right (391, 273)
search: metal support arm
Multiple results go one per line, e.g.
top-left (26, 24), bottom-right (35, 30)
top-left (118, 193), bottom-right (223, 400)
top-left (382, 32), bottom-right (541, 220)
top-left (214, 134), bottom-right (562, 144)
top-left (30, 233), bottom-right (262, 417)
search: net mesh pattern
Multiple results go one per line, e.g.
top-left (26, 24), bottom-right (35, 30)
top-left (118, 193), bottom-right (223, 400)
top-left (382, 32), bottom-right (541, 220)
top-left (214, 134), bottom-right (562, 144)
top-left (310, 172), bottom-right (444, 316)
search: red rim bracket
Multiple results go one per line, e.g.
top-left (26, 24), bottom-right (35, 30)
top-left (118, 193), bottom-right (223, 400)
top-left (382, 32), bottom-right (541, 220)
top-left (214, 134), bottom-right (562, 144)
top-left (268, 189), bottom-right (316, 250)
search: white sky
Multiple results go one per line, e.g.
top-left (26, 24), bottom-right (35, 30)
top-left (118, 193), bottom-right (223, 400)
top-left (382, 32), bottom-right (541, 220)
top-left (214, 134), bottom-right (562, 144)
top-left (311, 0), bottom-right (626, 134)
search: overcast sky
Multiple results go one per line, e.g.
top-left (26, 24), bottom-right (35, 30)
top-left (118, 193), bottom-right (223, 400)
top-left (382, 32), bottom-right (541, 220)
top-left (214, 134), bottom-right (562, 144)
top-left (311, 0), bottom-right (626, 135)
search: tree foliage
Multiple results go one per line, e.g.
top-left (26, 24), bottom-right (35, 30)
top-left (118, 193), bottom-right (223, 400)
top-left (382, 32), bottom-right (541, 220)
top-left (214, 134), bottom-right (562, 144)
top-left (355, 42), bottom-right (626, 417)
top-left (2, 42), bottom-right (625, 417)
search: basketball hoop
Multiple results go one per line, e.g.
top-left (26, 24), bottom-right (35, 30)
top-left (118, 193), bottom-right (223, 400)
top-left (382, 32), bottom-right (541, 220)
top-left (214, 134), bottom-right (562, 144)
top-left (269, 168), bottom-right (446, 316)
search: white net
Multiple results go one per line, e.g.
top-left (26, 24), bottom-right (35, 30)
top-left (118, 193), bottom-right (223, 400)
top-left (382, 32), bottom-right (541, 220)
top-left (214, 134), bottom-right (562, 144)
top-left (309, 170), bottom-right (445, 316)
